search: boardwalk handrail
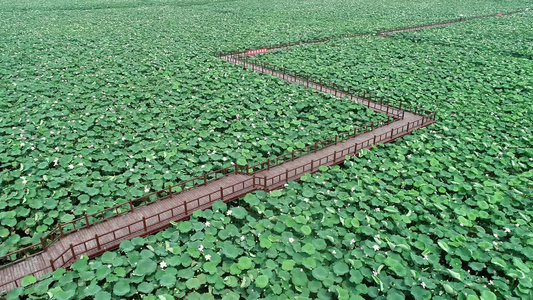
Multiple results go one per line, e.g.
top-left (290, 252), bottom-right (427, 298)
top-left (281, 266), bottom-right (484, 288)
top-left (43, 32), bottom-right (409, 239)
top-left (231, 54), bottom-right (435, 119)
top-left (0, 116), bottom-right (434, 292)
top-left (5, 8), bottom-right (525, 271)
top-left (213, 10), bottom-right (525, 57)
top-left (0, 110), bottom-right (434, 269)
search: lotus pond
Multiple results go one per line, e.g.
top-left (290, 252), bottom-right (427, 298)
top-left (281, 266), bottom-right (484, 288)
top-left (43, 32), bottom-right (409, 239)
top-left (6, 9), bottom-right (533, 300)
top-left (2, 0), bottom-right (528, 256)
top-left (1, 0), bottom-right (532, 298)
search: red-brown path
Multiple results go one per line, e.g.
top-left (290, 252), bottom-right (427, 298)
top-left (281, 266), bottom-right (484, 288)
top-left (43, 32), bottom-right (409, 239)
top-left (2, 8), bottom-right (526, 293)
top-left (0, 56), bottom-right (433, 292)
top-left (0, 18), bottom-right (453, 293)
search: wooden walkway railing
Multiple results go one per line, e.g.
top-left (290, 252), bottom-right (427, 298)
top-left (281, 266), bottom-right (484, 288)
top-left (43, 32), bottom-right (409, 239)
top-left (20, 9), bottom-right (532, 292)
top-left (0, 113), bottom-right (435, 292)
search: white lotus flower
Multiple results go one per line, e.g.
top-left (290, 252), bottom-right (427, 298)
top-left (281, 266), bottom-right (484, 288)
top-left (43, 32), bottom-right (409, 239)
top-left (226, 210), bottom-right (232, 216)
top-left (373, 245), bottom-right (380, 251)
top-left (205, 254), bottom-right (211, 261)
top-left (160, 261), bottom-right (167, 268)
top-left (289, 238), bottom-right (295, 243)
top-left (205, 222), bottom-right (210, 227)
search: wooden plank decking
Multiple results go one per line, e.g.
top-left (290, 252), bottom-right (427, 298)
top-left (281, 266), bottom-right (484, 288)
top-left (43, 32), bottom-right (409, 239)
top-left (0, 20), bottom-right (448, 293)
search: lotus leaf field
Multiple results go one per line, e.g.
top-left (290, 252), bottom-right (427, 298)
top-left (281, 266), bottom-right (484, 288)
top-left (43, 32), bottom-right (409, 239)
top-left (1, 0), bottom-right (528, 256)
top-left (1, 0), bottom-right (532, 299)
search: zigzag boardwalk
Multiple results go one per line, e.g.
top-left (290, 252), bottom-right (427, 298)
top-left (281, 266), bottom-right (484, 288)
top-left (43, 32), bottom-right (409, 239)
top-left (0, 89), bottom-right (433, 292)
top-left (12, 12), bottom-right (511, 292)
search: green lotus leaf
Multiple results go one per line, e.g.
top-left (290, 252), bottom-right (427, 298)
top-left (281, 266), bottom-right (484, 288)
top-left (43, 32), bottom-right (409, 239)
top-left (113, 279), bottom-right (130, 296)
top-left (480, 291), bottom-right (497, 300)
top-left (94, 291), bottom-right (111, 300)
top-left (84, 283), bottom-right (102, 297)
top-left (244, 194), bottom-right (260, 206)
top-left (291, 268), bottom-right (308, 286)
top-left (186, 278), bottom-right (201, 289)
top-left (222, 242), bottom-right (242, 259)
top-left (255, 275), bottom-right (269, 288)
top-left (312, 266), bottom-right (329, 281)
top-left (134, 258), bottom-right (157, 276)
top-left (282, 260), bottom-right (295, 271)
top-left (231, 207), bottom-right (247, 219)
top-left (332, 261), bottom-right (349, 276)
top-left (160, 273), bottom-right (177, 287)
top-left (237, 257), bottom-right (253, 270)
top-left (21, 275), bottom-right (36, 287)
top-left (300, 225), bottom-right (312, 235)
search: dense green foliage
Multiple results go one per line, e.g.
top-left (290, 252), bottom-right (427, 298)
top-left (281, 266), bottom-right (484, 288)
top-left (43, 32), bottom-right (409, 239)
top-left (6, 10), bottom-right (533, 299)
top-left (2, 0), bottom-right (527, 255)
top-left (1, 0), bottom-right (532, 298)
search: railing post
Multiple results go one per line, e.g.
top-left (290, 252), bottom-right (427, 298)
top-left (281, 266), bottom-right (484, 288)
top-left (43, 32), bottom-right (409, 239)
top-left (286, 169), bottom-right (289, 183)
top-left (264, 176), bottom-right (267, 190)
top-left (235, 164), bottom-right (238, 175)
top-left (314, 141), bottom-right (318, 152)
top-left (354, 143), bottom-right (358, 155)
top-left (402, 110), bottom-right (405, 119)
top-left (391, 128), bottom-right (394, 138)
top-left (252, 175), bottom-right (256, 188)
top-left (95, 234), bottom-right (101, 250)
top-left (129, 199), bottom-right (134, 212)
top-left (220, 187), bottom-right (224, 201)
top-left (169, 185), bottom-right (172, 198)
top-left (373, 135), bottom-right (376, 144)
top-left (292, 150), bottom-right (295, 161)
top-left (386, 105), bottom-right (389, 115)
top-left (50, 259), bottom-right (55, 271)
top-left (371, 122), bottom-right (374, 131)
top-left (204, 172), bottom-right (207, 185)
top-left (245, 164), bottom-right (249, 174)
top-left (311, 159), bottom-right (314, 171)
top-left (335, 135), bottom-right (338, 145)
top-left (399, 100), bottom-right (402, 110)
top-left (407, 122), bottom-right (410, 131)
top-left (70, 244), bottom-right (75, 261)
top-left (143, 217), bottom-right (147, 231)
top-left (59, 223), bottom-right (64, 238)
top-left (267, 159), bottom-right (270, 170)
top-left (333, 151), bottom-right (337, 162)
top-left (85, 212), bottom-right (90, 228)
top-left (40, 237), bottom-right (46, 251)
top-left (347, 87), bottom-right (350, 94)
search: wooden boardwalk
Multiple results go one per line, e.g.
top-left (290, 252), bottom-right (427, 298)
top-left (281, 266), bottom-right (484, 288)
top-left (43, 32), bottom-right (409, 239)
top-left (0, 58), bottom-right (434, 291)
top-left (1, 16), bottom-right (472, 293)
